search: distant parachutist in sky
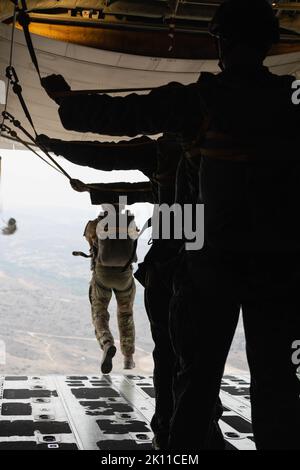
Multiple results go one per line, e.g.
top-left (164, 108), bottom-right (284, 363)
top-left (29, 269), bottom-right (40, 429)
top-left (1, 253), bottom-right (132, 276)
top-left (0, 156), bottom-right (17, 235)
top-left (2, 218), bottom-right (17, 236)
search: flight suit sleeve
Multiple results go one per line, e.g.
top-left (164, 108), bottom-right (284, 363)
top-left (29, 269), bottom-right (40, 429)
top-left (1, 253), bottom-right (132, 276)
top-left (88, 181), bottom-right (154, 205)
top-left (38, 135), bottom-right (157, 178)
top-left (58, 82), bottom-right (203, 137)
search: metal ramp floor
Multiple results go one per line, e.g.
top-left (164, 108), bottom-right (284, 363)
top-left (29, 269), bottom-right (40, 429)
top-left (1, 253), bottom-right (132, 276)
top-left (0, 374), bottom-right (255, 450)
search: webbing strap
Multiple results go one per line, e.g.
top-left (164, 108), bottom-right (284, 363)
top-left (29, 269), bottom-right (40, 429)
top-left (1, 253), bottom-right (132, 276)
top-left (0, 122), bottom-right (63, 174)
top-left (2, 111), bottom-right (72, 179)
top-left (122, 217), bottom-right (152, 271)
top-left (3, 110), bottom-right (35, 143)
top-left (5, 66), bottom-right (72, 178)
top-left (0, 3), bottom-right (17, 140)
top-left (72, 251), bottom-right (92, 259)
top-left (17, 1), bottom-right (156, 96)
top-left (18, 0), bottom-right (41, 81)
top-left (6, 66), bottom-right (37, 135)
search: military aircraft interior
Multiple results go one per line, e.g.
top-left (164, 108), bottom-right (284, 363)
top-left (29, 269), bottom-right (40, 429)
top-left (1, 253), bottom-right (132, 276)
top-left (0, 0), bottom-right (300, 453)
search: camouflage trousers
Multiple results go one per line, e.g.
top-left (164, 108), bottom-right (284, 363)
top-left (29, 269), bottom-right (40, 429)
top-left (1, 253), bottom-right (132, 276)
top-left (89, 263), bottom-right (136, 356)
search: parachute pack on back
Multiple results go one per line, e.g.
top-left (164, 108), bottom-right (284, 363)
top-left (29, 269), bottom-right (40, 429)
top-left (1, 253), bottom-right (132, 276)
top-left (84, 210), bottom-right (139, 268)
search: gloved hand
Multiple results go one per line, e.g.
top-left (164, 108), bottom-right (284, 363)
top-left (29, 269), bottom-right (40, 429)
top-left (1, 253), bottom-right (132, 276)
top-left (41, 74), bottom-right (71, 105)
top-left (70, 179), bottom-right (89, 193)
top-left (36, 134), bottom-right (51, 149)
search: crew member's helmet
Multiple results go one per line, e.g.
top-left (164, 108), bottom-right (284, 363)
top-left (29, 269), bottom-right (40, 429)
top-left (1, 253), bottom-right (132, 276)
top-left (209, 0), bottom-right (280, 46)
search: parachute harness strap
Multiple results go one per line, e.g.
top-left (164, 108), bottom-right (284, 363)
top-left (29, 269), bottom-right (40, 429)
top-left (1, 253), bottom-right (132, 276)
top-left (122, 217), bottom-right (152, 272)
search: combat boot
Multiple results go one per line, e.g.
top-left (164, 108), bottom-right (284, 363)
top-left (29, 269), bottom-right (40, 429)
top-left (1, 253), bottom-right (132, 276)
top-left (123, 355), bottom-right (135, 370)
top-left (101, 343), bottom-right (117, 374)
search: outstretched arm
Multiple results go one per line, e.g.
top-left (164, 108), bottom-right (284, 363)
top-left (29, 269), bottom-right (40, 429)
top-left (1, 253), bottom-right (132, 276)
top-left (69, 179), bottom-right (153, 205)
top-left (88, 182), bottom-right (154, 205)
top-left (58, 83), bottom-right (201, 136)
top-left (41, 75), bottom-right (203, 137)
top-left (38, 135), bottom-right (157, 178)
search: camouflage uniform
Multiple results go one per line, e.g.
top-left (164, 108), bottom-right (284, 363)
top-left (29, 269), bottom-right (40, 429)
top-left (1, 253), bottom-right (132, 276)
top-left (83, 217), bottom-right (136, 357)
top-left (90, 260), bottom-right (136, 357)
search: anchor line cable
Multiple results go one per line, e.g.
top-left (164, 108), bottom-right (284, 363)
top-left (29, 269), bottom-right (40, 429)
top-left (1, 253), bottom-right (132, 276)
top-left (3, 1), bottom-right (160, 189)
top-left (2, 109), bottom-right (71, 179)
top-left (0, 1), bottom-right (72, 180)
top-left (0, 123), bottom-right (64, 175)
top-left (2, 2), bottom-right (140, 183)
top-left (19, 0), bottom-right (41, 81)
top-left (0, 3), bottom-right (17, 139)
top-left (18, 1), bottom-right (156, 96)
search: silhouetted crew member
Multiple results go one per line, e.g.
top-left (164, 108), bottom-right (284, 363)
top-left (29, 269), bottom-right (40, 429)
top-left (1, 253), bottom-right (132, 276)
top-left (42, 0), bottom-right (300, 448)
top-left (168, 2), bottom-right (300, 451)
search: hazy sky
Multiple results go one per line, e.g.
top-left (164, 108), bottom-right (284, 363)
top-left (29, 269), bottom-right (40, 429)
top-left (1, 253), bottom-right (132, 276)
top-left (0, 148), bottom-right (153, 226)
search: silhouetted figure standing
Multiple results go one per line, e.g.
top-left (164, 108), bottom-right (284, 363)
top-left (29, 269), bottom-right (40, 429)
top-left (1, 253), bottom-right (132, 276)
top-left (168, 1), bottom-right (300, 450)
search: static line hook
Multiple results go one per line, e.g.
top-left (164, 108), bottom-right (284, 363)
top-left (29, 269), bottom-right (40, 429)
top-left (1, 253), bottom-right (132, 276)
top-left (0, 123), bottom-right (17, 139)
top-left (0, 123), bottom-right (11, 135)
top-left (6, 65), bottom-right (19, 84)
top-left (2, 111), bottom-right (21, 129)
top-left (6, 66), bottom-right (23, 96)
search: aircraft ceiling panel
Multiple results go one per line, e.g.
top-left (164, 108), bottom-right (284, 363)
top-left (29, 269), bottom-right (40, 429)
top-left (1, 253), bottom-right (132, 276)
top-left (0, 0), bottom-right (216, 23)
top-left (1, 22), bottom-right (300, 150)
top-left (0, 23), bottom-right (209, 149)
top-left (265, 50), bottom-right (300, 68)
top-left (0, 1), bottom-right (106, 22)
top-left (63, 38), bottom-right (210, 74)
top-left (265, 53), bottom-right (300, 77)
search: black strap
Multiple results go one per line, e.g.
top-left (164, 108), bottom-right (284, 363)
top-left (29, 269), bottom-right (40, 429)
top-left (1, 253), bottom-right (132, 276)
top-left (3, 109), bottom-right (35, 143)
top-left (18, 0), bottom-right (41, 81)
top-left (72, 251), bottom-right (92, 259)
top-left (5, 66), bottom-right (72, 179)
top-left (15, 1), bottom-right (160, 98)
top-left (0, 123), bottom-right (62, 174)
top-left (0, 122), bottom-right (64, 174)
top-left (6, 66), bottom-right (37, 136)
top-left (15, 2), bottom-right (156, 97)
top-left (122, 217), bottom-right (152, 271)
top-left (2, 110), bottom-right (72, 179)
top-left (16, 1), bottom-right (159, 98)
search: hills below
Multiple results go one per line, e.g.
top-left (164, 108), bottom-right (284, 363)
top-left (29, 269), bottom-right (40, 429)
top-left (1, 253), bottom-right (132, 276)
top-left (0, 206), bottom-right (248, 376)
